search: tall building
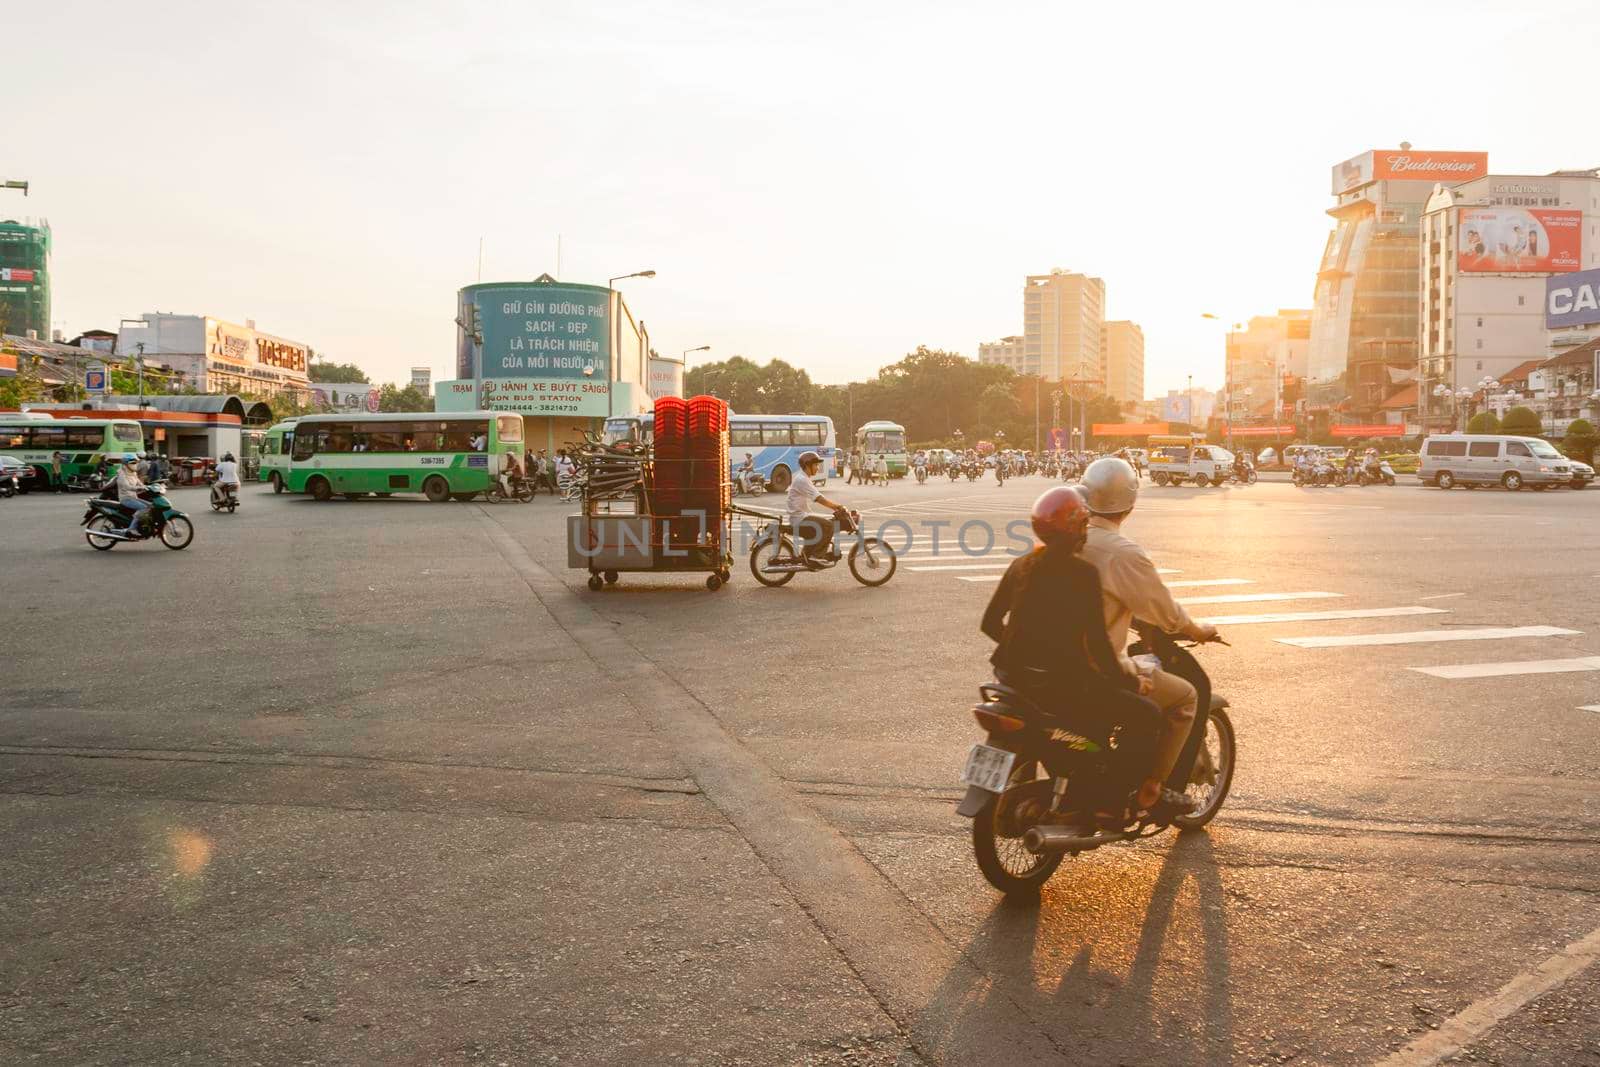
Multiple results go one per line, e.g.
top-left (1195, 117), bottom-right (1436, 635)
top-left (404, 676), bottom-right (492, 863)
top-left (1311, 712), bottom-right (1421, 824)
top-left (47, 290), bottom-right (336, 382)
top-left (1310, 147), bottom-right (1488, 422)
top-left (115, 314), bottom-right (312, 397)
top-left (410, 366), bottom-right (432, 396)
top-left (1419, 169), bottom-right (1600, 430)
top-left (0, 218), bottom-right (50, 340)
top-left (1024, 270), bottom-right (1104, 383)
top-left (1225, 310), bottom-right (1311, 423)
top-left (976, 335), bottom-right (1025, 373)
top-left (1100, 320), bottom-right (1144, 404)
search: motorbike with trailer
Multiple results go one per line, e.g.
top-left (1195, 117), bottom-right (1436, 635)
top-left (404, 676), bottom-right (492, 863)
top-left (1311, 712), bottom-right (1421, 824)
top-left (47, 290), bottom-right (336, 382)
top-left (745, 504), bottom-right (898, 588)
top-left (956, 625), bottom-right (1234, 895)
top-left (81, 482), bottom-right (195, 551)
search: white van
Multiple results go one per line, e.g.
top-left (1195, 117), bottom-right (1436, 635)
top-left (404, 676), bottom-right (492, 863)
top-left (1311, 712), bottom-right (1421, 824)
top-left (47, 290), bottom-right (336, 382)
top-left (1418, 434), bottom-right (1572, 490)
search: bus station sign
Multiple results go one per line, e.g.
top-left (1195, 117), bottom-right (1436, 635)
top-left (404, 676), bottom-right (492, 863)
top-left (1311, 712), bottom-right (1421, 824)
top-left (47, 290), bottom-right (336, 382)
top-left (434, 377), bottom-right (611, 417)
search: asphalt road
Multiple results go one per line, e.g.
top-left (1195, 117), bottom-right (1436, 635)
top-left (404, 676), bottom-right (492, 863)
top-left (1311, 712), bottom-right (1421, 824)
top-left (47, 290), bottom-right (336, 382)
top-left (2, 473), bottom-right (1598, 1066)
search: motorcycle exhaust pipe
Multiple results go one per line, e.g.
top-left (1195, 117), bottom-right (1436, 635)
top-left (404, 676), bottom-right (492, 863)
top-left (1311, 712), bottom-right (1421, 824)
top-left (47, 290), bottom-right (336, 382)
top-left (1022, 825), bottom-right (1127, 855)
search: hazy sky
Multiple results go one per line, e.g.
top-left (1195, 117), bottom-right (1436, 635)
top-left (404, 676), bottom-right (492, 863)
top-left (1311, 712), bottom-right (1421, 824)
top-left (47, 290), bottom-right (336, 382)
top-left (10, 0), bottom-right (1597, 396)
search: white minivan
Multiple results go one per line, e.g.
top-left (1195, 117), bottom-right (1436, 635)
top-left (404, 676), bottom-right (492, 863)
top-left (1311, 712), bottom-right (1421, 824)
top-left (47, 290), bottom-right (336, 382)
top-left (1418, 434), bottom-right (1572, 490)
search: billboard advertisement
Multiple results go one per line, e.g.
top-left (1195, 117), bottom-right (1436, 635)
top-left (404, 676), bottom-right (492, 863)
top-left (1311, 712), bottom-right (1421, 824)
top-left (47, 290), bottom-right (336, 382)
top-left (470, 282), bottom-right (612, 380)
top-left (647, 357), bottom-right (684, 400)
top-left (310, 383), bottom-right (379, 412)
top-left (1459, 209), bottom-right (1581, 273)
top-left (1160, 395), bottom-right (1192, 422)
top-left (1332, 150), bottom-right (1487, 194)
top-left (1545, 268), bottom-right (1600, 329)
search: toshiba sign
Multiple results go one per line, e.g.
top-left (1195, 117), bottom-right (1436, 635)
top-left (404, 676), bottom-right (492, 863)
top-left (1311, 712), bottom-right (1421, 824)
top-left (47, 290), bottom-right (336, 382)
top-left (1332, 150), bottom-right (1488, 193)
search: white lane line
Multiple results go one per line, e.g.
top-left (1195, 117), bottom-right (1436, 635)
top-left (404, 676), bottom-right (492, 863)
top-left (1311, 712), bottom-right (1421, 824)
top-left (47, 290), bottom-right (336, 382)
top-left (1278, 626), bottom-right (1582, 649)
top-left (958, 567), bottom-right (1183, 583)
top-left (1374, 923), bottom-right (1600, 1067)
top-left (1157, 568), bottom-right (1181, 575)
top-left (1199, 606), bottom-right (1448, 626)
top-left (907, 563), bottom-right (1011, 572)
top-left (1177, 591), bottom-right (1342, 606)
top-left (957, 575), bottom-right (1004, 583)
top-left (1409, 656), bottom-right (1600, 680)
top-left (1418, 592), bottom-right (1467, 601)
top-left (1580, 705), bottom-right (1600, 713)
top-left (1166, 578), bottom-right (1253, 588)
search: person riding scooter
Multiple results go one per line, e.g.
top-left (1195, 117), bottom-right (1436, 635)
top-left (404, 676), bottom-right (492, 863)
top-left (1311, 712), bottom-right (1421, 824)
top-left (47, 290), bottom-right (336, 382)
top-left (115, 454), bottom-right (154, 536)
top-left (211, 452), bottom-right (241, 508)
top-left (1078, 457), bottom-right (1222, 820)
top-left (735, 453), bottom-right (761, 495)
top-left (787, 450), bottom-right (849, 565)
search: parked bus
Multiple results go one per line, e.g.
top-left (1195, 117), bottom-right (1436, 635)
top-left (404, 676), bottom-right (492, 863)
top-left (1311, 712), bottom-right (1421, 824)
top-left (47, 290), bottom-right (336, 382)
top-left (603, 411), bottom-right (834, 490)
top-left (855, 420), bottom-right (908, 477)
top-left (0, 415), bottom-right (146, 486)
top-left (257, 419), bottom-right (298, 493)
top-left (286, 411), bottom-right (523, 502)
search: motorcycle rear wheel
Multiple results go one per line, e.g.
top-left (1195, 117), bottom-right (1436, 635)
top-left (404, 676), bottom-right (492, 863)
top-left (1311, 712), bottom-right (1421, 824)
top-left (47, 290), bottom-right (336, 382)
top-left (1173, 709), bottom-right (1236, 831)
top-left (749, 535), bottom-right (796, 587)
top-left (85, 514), bottom-right (119, 551)
top-left (972, 762), bottom-right (1065, 895)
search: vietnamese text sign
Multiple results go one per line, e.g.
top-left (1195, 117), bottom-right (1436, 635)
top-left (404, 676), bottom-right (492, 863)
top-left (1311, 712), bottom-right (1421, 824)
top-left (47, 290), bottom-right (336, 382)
top-left (1547, 268), bottom-right (1600, 329)
top-left (477, 284), bottom-right (611, 378)
top-left (647, 357), bottom-right (684, 400)
top-left (480, 377), bottom-right (610, 416)
top-left (1459, 209), bottom-right (1581, 273)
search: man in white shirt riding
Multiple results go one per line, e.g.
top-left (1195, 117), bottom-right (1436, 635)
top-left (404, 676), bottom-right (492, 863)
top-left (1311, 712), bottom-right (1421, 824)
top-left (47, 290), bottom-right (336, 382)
top-left (787, 450), bottom-right (848, 564)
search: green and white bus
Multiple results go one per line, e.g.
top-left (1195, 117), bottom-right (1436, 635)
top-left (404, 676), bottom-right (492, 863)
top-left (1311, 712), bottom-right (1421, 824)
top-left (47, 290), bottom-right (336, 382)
top-left (286, 411), bottom-right (523, 502)
top-left (258, 419), bottom-right (298, 493)
top-left (281, 412), bottom-right (518, 505)
top-left (0, 415), bottom-right (146, 486)
top-left (856, 419), bottom-right (908, 477)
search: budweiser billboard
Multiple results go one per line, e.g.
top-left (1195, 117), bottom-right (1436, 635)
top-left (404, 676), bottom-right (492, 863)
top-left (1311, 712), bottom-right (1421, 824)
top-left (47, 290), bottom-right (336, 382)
top-left (1459, 209), bottom-right (1581, 273)
top-left (1332, 150), bottom-right (1487, 194)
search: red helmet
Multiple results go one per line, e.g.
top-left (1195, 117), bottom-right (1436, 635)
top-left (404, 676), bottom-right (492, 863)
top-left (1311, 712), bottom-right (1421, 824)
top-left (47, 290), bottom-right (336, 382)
top-left (1030, 486), bottom-right (1089, 547)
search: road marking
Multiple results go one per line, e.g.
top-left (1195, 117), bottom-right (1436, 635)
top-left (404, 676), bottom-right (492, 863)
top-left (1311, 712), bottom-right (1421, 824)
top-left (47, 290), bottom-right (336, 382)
top-left (1580, 705), bottom-right (1600, 713)
top-left (957, 574), bottom-right (1005, 583)
top-left (907, 562), bottom-right (1012, 572)
top-left (1157, 568), bottom-right (1181, 574)
top-left (1199, 606), bottom-right (1448, 626)
top-left (1409, 656), bottom-right (1600, 680)
top-left (1418, 592), bottom-right (1466, 601)
top-left (1177, 591), bottom-right (1342, 606)
top-left (1278, 626), bottom-right (1582, 649)
top-left (1166, 578), bottom-right (1253, 588)
top-left (959, 567), bottom-right (1183, 583)
top-left (1374, 923), bottom-right (1600, 1067)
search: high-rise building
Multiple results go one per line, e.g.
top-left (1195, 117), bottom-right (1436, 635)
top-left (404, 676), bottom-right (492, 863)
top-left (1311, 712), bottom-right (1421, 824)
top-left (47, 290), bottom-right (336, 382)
top-left (1418, 169), bottom-right (1600, 431)
top-left (0, 218), bottom-right (50, 340)
top-left (976, 335), bottom-right (1025, 373)
top-left (1100, 320), bottom-right (1144, 404)
top-left (410, 366), bottom-right (432, 396)
top-left (1309, 147), bottom-right (1488, 422)
top-left (1224, 310), bottom-right (1311, 423)
top-left (115, 314), bottom-right (312, 397)
top-left (1024, 270), bottom-right (1104, 384)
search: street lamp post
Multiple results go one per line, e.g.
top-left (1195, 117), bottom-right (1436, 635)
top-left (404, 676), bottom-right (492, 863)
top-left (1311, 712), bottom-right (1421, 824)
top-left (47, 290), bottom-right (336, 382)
top-left (605, 271), bottom-right (655, 419)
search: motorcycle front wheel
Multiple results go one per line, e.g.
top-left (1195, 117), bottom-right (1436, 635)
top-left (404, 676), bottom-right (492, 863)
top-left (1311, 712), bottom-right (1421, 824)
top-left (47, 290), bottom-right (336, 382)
top-left (749, 534), bottom-right (796, 587)
top-left (159, 516), bottom-right (194, 551)
top-left (847, 537), bottom-right (897, 586)
top-left (1173, 709), bottom-right (1236, 831)
top-left (85, 514), bottom-right (119, 551)
top-left (972, 761), bottom-right (1065, 895)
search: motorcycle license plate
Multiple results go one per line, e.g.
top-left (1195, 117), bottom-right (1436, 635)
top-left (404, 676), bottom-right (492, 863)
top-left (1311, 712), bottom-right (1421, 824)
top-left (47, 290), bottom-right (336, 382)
top-left (960, 743), bottom-right (1016, 794)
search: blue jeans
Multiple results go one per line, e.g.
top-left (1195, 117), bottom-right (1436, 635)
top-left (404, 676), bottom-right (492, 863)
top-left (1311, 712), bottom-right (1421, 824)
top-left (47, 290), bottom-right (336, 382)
top-left (121, 498), bottom-right (150, 533)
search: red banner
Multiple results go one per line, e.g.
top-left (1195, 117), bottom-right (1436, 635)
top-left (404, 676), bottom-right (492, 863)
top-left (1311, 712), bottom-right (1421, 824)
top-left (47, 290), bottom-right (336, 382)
top-left (1226, 425), bottom-right (1296, 437)
top-left (0, 268), bottom-right (35, 283)
top-left (1459, 209), bottom-right (1581, 273)
top-left (1091, 422), bottom-right (1170, 437)
top-left (1330, 424), bottom-right (1405, 437)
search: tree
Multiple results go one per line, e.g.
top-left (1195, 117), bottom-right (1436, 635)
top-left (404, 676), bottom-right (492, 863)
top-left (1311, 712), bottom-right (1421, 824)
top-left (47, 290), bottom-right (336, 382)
top-left (1500, 405), bottom-right (1541, 436)
top-left (1465, 410), bottom-right (1500, 434)
top-left (378, 383), bottom-right (433, 412)
top-left (310, 360), bottom-right (370, 384)
top-left (1563, 418), bottom-right (1596, 465)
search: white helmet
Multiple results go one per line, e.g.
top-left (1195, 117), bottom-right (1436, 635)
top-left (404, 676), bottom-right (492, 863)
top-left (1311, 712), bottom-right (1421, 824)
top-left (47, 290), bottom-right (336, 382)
top-left (1080, 457), bottom-right (1139, 515)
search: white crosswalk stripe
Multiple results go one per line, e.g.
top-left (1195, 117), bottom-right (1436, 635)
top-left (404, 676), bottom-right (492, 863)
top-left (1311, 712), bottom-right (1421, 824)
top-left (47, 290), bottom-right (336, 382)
top-left (1580, 706), bottom-right (1600, 713)
top-left (1199, 606), bottom-right (1448, 626)
top-left (1278, 626), bottom-right (1582, 649)
top-left (1167, 578), bottom-right (1252, 589)
top-left (908, 562), bottom-right (1011, 572)
top-left (1177, 591), bottom-right (1342, 606)
top-left (1409, 657), bottom-right (1600, 680)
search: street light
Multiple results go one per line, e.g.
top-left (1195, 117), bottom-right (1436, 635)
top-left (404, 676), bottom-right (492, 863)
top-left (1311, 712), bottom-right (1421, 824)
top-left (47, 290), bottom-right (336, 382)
top-left (605, 270), bottom-right (656, 418)
top-left (2, 180), bottom-right (27, 197)
top-left (682, 345), bottom-right (710, 360)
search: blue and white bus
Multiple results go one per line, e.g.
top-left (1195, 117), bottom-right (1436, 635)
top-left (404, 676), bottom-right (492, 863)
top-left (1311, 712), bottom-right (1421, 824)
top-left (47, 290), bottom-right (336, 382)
top-left (603, 412), bottom-right (835, 491)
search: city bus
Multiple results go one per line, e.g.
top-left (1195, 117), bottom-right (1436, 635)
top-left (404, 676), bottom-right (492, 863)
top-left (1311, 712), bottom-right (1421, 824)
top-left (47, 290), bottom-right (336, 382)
top-left (0, 415), bottom-right (146, 485)
top-left (257, 419), bottom-right (298, 493)
top-left (855, 419), bottom-right (908, 477)
top-left (286, 411), bottom-right (523, 502)
top-left (603, 411), bottom-right (835, 491)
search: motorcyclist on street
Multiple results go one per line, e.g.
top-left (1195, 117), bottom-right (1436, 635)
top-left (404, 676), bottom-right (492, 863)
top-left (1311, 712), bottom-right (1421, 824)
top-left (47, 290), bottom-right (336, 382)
top-left (787, 450), bottom-right (849, 565)
top-left (211, 452), bottom-right (240, 507)
top-left (116, 454), bottom-right (153, 536)
top-left (1078, 457), bottom-right (1221, 820)
top-left (981, 486), bottom-right (1163, 825)
top-left (736, 452), bottom-right (760, 494)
